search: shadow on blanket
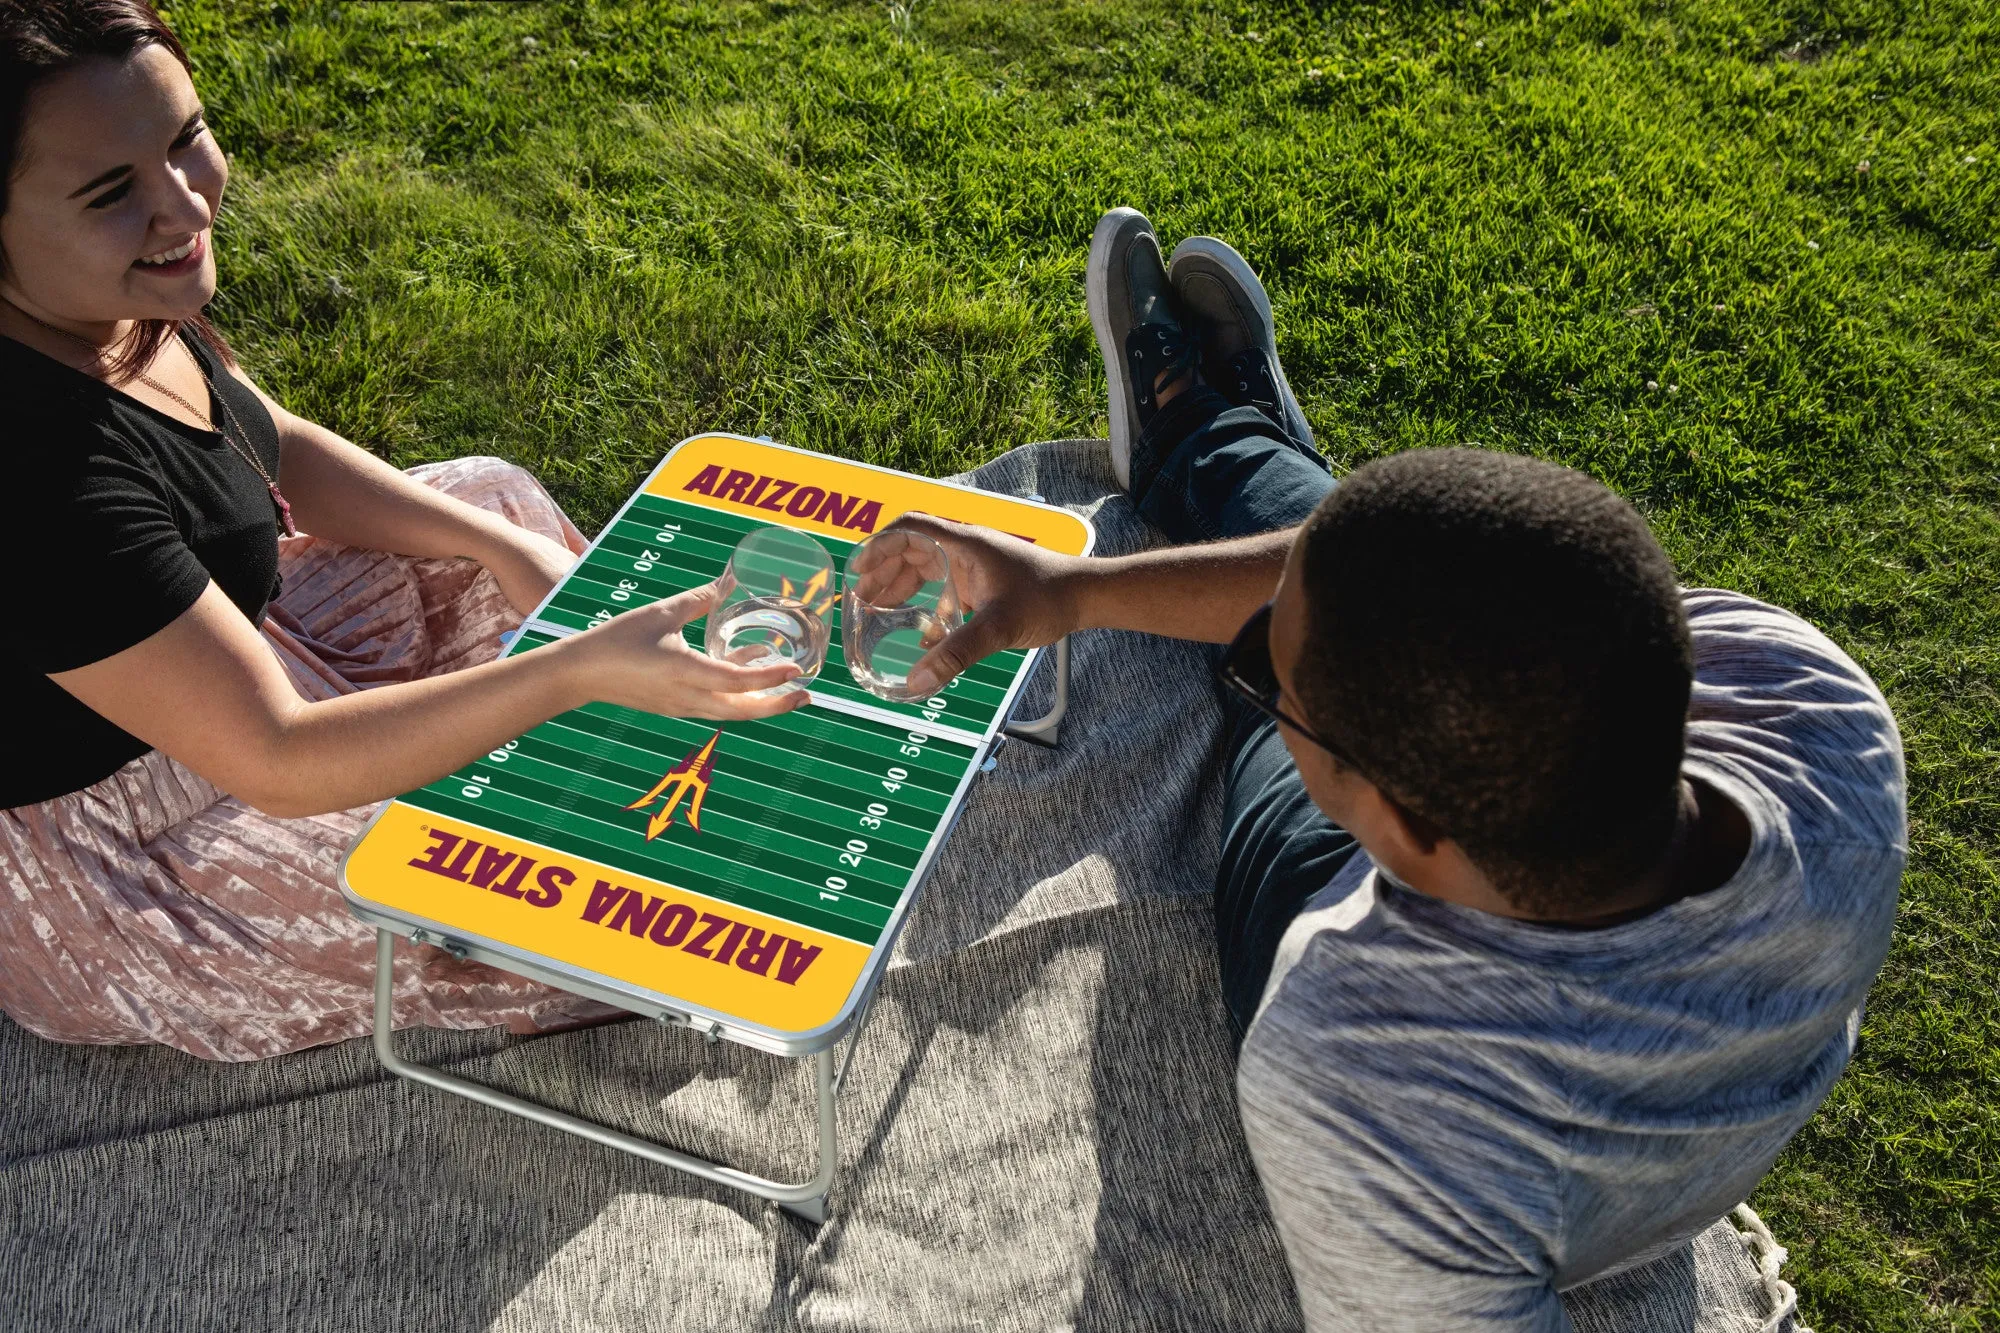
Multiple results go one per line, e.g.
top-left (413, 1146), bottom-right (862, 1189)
top-left (0, 441), bottom-right (1794, 1332)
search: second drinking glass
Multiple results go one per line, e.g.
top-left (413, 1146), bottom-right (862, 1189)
top-left (842, 530), bottom-right (963, 702)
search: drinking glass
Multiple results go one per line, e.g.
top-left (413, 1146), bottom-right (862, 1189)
top-left (842, 530), bottom-right (963, 702)
top-left (704, 527), bottom-right (835, 695)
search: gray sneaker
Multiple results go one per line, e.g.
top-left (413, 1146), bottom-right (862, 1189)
top-left (1168, 236), bottom-right (1319, 457)
top-left (1087, 207), bottom-right (1196, 489)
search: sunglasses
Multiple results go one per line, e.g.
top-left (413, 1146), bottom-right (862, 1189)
top-left (1213, 602), bottom-right (1358, 767)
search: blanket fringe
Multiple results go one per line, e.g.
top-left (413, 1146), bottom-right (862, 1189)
top-left (1732, 1203), bottom-right (1810, 1333)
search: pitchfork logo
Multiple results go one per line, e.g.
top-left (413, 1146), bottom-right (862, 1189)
top-left (625, 729), bottom-right (721, 841)
top-left (782, 568), bottom-right (836, 615)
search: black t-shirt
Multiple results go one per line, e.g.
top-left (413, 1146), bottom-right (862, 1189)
top-left (2, 329), bottom-right (284, 808)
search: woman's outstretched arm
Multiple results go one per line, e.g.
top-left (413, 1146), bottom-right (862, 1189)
top-left (50, 581), bottom-right (801, 818)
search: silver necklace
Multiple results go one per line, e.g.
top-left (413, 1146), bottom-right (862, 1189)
top-left (16, 308), bottom-right (296, 537)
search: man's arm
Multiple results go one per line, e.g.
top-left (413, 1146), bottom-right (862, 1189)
top-left (886, 513), bottom-right (1297, 696)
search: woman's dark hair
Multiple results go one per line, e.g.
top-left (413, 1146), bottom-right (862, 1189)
top-left (0, 0), bottom-right (232, 378)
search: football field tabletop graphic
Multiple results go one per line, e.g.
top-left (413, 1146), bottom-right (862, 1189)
top-left (341, 434), bottom-right (1096, 1055)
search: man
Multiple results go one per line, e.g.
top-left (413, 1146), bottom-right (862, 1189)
top-left (891, 208), bottom-right (1904, 1329)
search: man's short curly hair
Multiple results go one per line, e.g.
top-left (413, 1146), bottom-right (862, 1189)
top-left (1293, 448), bottom-right (1693, 916)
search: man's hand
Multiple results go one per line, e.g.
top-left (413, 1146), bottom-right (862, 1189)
top-left (886, 514), bottom-right (1087, 696)
top-left (877, 513), bottom-right (1299, 695)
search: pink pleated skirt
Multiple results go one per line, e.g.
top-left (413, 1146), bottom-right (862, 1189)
top-left (0, 457), bottom-right (616, 1061)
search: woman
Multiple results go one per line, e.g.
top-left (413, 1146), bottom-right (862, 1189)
top-left (0, 0), bottom-right (801, 1060)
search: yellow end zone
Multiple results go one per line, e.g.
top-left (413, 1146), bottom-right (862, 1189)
top-left (346, 802), bottom-right (872, 1036)
top-left (650, 435), bottom-right (1093, 555)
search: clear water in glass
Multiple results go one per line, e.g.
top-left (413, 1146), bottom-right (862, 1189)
top-left (704, 527), bottom-right (836, 696)
top-left (842, 530), bottom-right (962, 702)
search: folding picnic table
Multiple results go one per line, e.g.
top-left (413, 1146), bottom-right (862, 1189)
top-left (340, 434), bottom-right (1095, 1222)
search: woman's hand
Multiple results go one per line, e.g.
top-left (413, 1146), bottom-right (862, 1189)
top-left (883, 513), bottom-right (1088, 696)
top-left (51, 577), bottom-right (805, 819)
top-left (553, 580), bottom-right (809, 720)
top-left (480, 526), bottom-right (581, 618)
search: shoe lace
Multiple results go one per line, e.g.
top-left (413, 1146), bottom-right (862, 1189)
top-left (1128, 325), bottom-right (1198, 409)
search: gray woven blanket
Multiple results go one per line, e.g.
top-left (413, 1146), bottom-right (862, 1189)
top-left (0, 440), bottom-right (1795, 1331)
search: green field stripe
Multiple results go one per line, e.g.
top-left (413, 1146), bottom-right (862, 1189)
top-left (477, 739), bottom-right (928, 868)
top-left (538, 724), bottom-right (953, 832)
top-left (627, 494), bottom-right (863, 554)
top-left (565, 566), bottom-right (705, 617)
top-left (600, 518), bottom-right (735, 559)
top-left (503, 730), bottom-right (933, 852)
top-left (891, 662), bottom-right (1020, 711)
top-left (537, 724), bottom-right (947, 855)
top-left (705, 700), bottom-right (968, 783)
top-left (577, 545), bottom-right (718, 590)
top-left (812, 662), bottom-right (1002, 712)
top-left (556, 706), bottom-right (962, 807)
top-left (571, 552), bottom-right (679, 587)
top-left (544, 716), bottom-right (956, 820)
top-left (821, 629), bottom-right (1016, 701)
top-left (402, 785), bottom-right (891, 943)
top-left (483, 740), bottom-right (922, 883)
top-left (559, 564), bottom-right (672, 608)
top-left (727, 704), bottom-right (976, 778)
top-left (630, 758), bottom-right (931, 856)
top-left (545, 582), bottom-right (675, 629)
top-left (450, 763), bottom-right (905, 917)
top-left (599, 521), bottom-right (737, 570)
top-left (623, 499), bottom-right (820, 551)
top-left (611, 499), bottom-right (755, 543)
top-left (548, 583), bottom-right (642, 623)
top-left (559, 708), bottom-right (965, 804)
top-left (564, 696), bottom-right (970, 788)
top-left (625, 492), bottom-right (782, 536)
top-left (819, 626), bottom-right (1016, 705)
top-left (533, 603), bottom-right (600, 634)
top-left (506, 630), bottom-right (562, 656)
top-left (453, 755), bottom-right (910, 906)
top-left (807, 670), bottom-right (1003, 731)
top-left (401, 785), bottom-right (890, 943)
top-left (827, 633), bottom-right (1019, 704)
top-left (576, 544), bottom-right (723, 598)
top-left (492, 632), bottom-right (976, 820)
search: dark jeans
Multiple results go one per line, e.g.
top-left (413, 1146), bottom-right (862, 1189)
top-left (1130, 388), bottom-right (1361, 1049)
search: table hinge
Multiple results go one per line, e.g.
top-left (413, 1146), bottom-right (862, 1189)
top-left (407, 927), bottom-right (468, 960)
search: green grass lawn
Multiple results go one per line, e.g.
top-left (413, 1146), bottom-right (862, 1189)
top-left (168, 0), bottom-right (1996, 1325)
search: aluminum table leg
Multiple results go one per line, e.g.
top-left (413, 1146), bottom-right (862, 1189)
top-left (370, 929), bottom-right (835, 1223)
top-left (1003, 635), bottom-right (1070, 746)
